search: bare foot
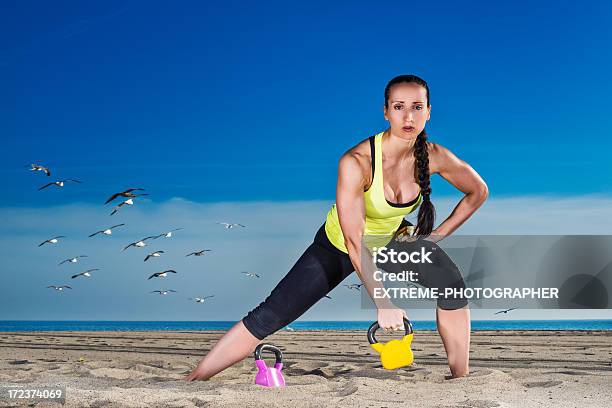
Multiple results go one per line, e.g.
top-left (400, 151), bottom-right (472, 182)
top-left (184, 368), bottom-right (207, 381)
top-left (183, 320), bottom-right (261, 382)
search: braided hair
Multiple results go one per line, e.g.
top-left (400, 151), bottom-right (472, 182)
top-left (384, 74), bottom-right (436, 237)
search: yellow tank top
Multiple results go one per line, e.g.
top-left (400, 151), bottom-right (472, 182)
top-left (324, 131), bottom-right (422, 253)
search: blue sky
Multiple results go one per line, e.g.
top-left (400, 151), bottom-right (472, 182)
top-left (1, 1), bottom-right (611, 320)
top-left (3, 0), bottom-right (612, 206)
top-left (3, 196), bottom-right (612, 321)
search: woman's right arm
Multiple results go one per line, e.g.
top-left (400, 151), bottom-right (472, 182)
top-left (336, 153), bottom-right (407, 330)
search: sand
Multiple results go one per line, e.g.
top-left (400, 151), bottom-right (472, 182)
top-left (0, 329), bottom-right (611, 407)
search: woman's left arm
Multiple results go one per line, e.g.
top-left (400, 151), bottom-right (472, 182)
top-left (428, 142), bottom-right (489, 241)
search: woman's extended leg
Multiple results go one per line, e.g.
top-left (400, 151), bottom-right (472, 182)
top-left (185, 224), bottom-right (355, 381)
top-left (185, 320), bottom-right (260, 381)
top-left (436, 305), bottom-right (471, 378)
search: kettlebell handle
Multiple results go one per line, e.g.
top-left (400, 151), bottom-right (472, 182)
top-left (254, 343), bottom-right (283, 364)
top-left (367, 317), bottom-right (413, 344)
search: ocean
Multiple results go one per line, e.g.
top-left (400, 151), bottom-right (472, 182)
top-left (1, 320), bottom-right (611, 332)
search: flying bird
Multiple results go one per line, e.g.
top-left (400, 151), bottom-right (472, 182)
top-left (144, 250), bottom-right (164, 262)
top-left (154, 228), bottom-right (183, 238)
top-left (71, 269), bottom-right (100, 279)
top-left (150, 290), bottom-right (177, 295)
top-left (110, 195), bottom-right (148, 216)
top-left (241, 271), bottom-right (260, 278)
top-left (58, 255), bottom-right (88, 265)
top-left (189, 295), bottom-right (215, 303)
top-left (38, 179), bottom-right (81, 191)
top-left (148, 270), bottom-right (177, 280)
top-left (217, 222), bottom-right (246, 229)
top-left (47, 285), bottom-right (72, 291)
top-left (38, 236), bottom-right (66, 247)
top-left (122, 236), bottom-right (158, 251)
top-left (28, 163), bottom-right (51, 176)
top-left (344, 283), bottom-right (363, 291)
top-left (89, 224), bottom-right (125, 237)
top-left (494, 308), bottom-right (518, 315)
top-left (186, 249), bottom-right (212, 257)
top-left (104, 188), bottom-right (146, 204)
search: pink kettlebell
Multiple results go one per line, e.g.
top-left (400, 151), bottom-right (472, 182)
top-left (253, 343), bottom-right (285, 387)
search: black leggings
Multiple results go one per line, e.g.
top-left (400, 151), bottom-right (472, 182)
top-left (242, 220), bottom-right (468, 340)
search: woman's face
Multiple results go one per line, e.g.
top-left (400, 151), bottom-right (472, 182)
top-left (384, 82), bottom-right (431, 138)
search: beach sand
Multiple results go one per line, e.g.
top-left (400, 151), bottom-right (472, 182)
top-left (1, 329), bottom-right (611, 407)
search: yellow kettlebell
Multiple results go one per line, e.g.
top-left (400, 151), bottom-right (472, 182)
top-left (368, 317), bottom-right (414, 370)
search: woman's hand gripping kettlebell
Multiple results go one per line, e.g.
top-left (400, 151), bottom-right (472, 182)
top-left (377, 307), bottom-right (408, 334)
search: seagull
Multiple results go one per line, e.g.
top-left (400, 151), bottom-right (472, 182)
top-left (144, 250), bottom-right (165, 262)
top-left (148, 270), bottom-right (177, 280)
top-left (110, 195), bottom-right (148, 216)
top-left (189, 295), bottom-right (215, 303)
top-left (150, 290), bottom-right (177, 295)
top-left (154, 228), bottom-right (183, 238)
top-left (58, 255), bottom-right (88, 265)
top-left (38, 236), bottom-right (66, 247)
top-left (104, 188), bottom-right (146, 204)
top-left (88, 224), bottom-right (125, 237)
top-left (241, 271), bottom-right (260, 278)
top-left (494, 308), bottom-right (518, 315)
top-left (122, 236), bottom-right (158, 251)
top-left (186, 249), bottom-right (212, 257)
top-left (38, 179), bottom-right (81, 191)
top-left (71, 269), bottom-right (100, 279)
top-left (217, 222), bottom-right (246, 229)
top-left (28, 163), bottom-right (51, 176)
top-left (344, 283), bottom-right (363, 291)
top-left (47, 285), bottom-right (72, 291)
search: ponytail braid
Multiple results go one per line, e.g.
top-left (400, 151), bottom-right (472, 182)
top-left (414, 130), bottom-right (435, 237)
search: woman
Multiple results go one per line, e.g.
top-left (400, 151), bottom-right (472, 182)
top-left (185, 74), bottom-right (488, 380)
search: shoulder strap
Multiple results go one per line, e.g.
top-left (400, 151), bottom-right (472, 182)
top-left (369, 135), bottom-right (375, 180)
